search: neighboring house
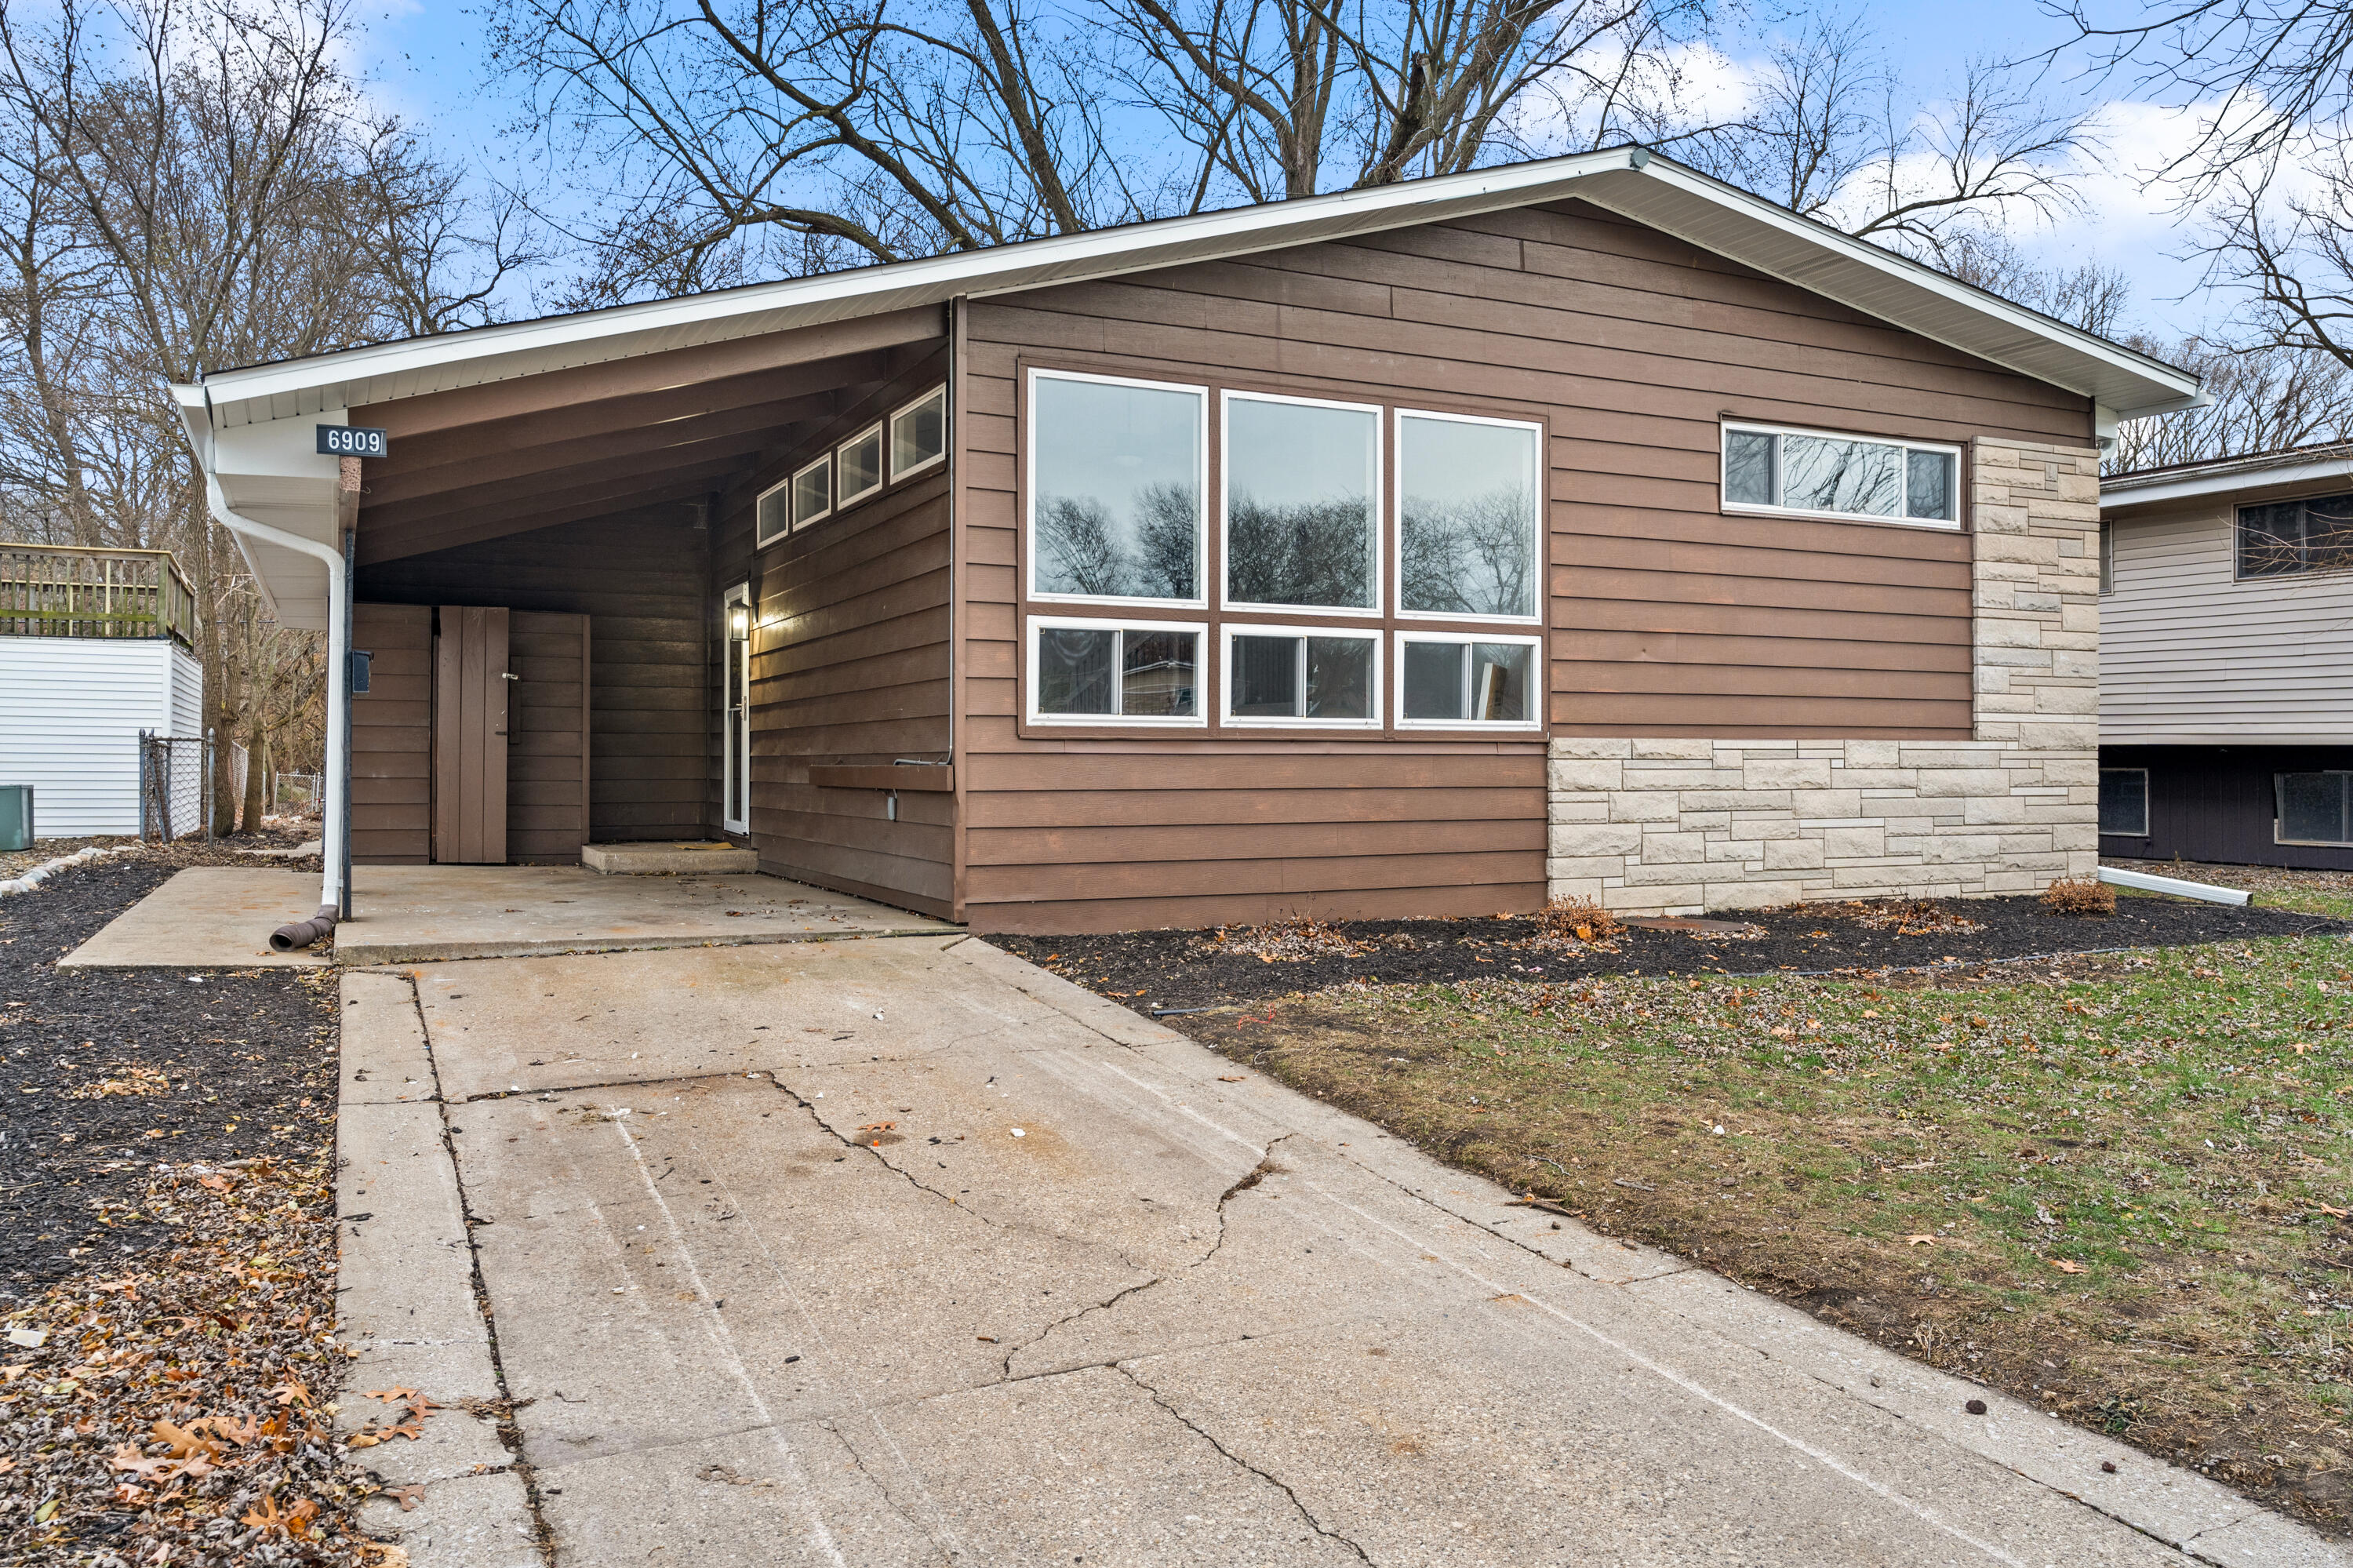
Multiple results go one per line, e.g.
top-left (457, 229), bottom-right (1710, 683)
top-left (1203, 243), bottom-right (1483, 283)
top-left (0, 544), bottom-right (203, 837)
top-left (2098, 444), bottom-right (2353, 870)
top-left (172, 147), bottom-right (2201, 933)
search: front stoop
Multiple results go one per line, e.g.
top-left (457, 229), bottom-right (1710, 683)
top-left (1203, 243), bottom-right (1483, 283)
top-left (580, 841), bottom-right (757, 875)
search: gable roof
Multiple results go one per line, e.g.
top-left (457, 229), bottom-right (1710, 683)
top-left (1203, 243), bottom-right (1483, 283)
top-left (173, 146), bottom-right (2202, 435)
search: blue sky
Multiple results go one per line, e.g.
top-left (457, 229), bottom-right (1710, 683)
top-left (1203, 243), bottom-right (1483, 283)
top-left (347, 0), bottom-right (2232, 344)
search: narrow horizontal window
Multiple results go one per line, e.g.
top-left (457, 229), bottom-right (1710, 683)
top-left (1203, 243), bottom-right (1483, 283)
top-left (837, 423), bottom-right (883, 508)
top-left (890, 386), bottom-right (947, 480)
top-left (791, 454), bottom-right (831, 529)
top-left (1396, 635), bottom-right (1540, 727)
top-left (1030, 618), bottom-right (1202, 724)
top-left (1029, 371), bottom-right (1204, 604)
top-left (2239, 493), bottom-right (2353, 578)
top-left (1398, 411), bottom-right (1541, 620)
top-left (1224, 394), bottom-right (1379, 613)
top-left (755, 478), bottom-right (791, 548)
top-left (1224, 628), bottom-right (1379, 725)
top-left (2277, 771), bottom-right (2353, 846)
top-left (2097, 768), bottom-right (2148, 836)
top-left (1722, 423), bottom-right (1960, 527)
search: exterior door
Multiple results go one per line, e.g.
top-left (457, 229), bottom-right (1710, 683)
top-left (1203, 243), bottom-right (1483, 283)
top-left (433, 605), bottom-right (510, 863)
top-left (722, 586), bottom-right (751, 835)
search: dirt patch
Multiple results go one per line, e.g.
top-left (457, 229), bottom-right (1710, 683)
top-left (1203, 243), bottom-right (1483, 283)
top-left (993, 894), bottom-right (2345, 1015)
top-left (1140, 938), bottom-right (2353, 1534)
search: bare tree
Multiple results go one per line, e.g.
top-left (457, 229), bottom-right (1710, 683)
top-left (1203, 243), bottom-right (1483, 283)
top-left (2108, 338), bottom-right (2353, 470)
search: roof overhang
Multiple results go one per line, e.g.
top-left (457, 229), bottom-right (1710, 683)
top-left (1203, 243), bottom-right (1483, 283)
top-left (2103, 446), bottom-right (2353, 512)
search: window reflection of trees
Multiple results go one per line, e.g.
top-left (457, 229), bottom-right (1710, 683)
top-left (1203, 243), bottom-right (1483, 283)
top-left (1034, 482), bottom-right (1199, 598)
top-left (1401, 486), bottom-right (1535, 617)
top-left (1227, 494), bottom-right (1373, 607)
top-left (1780, 436), bottom-right (1899, 516)
top-left (2238, 495), bottom-right (2353, 577)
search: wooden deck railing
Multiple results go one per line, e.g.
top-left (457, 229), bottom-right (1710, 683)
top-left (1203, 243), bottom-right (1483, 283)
top-left (0, 544), bottom-right (198, 645)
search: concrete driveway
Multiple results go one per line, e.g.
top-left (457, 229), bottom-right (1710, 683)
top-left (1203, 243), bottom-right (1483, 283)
top-left (336, 935), bottom-right (2342, 1568)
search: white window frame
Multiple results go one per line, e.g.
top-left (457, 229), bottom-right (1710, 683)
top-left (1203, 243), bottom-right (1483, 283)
top-left (1220, 389), bottom-right (1384, 617)
top-left (1025, 367), bottom-right (1209, 610)
top-left (2099, 518), bottom-right (2115, 595)
top-left (1025, 614), bottom-right (1209, 728)
top-left (1392, 406), bottom-right (1546, 627)
top-left (836, 421), bottom-right (885, 509)
top-left (889, 384), bottom-right (947, 481)
top-left (2097, 766), bottom-right (2148, 837)
top-left (1220, 624), bottom-right (1383, 729)
top-left (1392, 630), bottom-right (1545, 731)
top-left (790, 453), bottom-right (832, 530)
top-left (721, 583), bottom-right (753, 835)
top-left (754, 477), bottom-right (792, 548)
top-left (2275, 770), bottom-right (2353, 847)
top-left (1719, 420), bottom-right (1964, 530)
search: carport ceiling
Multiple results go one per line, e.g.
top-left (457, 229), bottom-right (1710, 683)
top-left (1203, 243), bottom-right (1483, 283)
top-left (352, 327), bottom-right (941, 568)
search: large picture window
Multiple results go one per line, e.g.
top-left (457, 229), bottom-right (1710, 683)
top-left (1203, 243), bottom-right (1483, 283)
top-left (1028, 371), bottom-right (1205, 605)
top-left (2278, 772), bottom-right (2353, 846)
top-left (1029, 619), bottom-right (1202, 725)
top-left (1722, 422), bottom-right (1960, 527)
top-left (1397, 411), bottom-right (1541, 620)
top-left (2238, 493), bottom-right (2353, 578)
top-left (1224, 393), bottom-right (1379, 613)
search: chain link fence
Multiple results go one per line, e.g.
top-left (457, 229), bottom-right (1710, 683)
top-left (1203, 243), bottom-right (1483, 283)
top-left (139, 732), bottom-right (210, 842)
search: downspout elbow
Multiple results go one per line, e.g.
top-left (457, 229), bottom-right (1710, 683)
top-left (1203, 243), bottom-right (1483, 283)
top-left (270, 904), bottom-right (339, 951)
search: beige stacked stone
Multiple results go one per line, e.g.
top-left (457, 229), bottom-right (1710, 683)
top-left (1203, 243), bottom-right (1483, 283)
top-left (1546, 439), bottom-right (2104, 915)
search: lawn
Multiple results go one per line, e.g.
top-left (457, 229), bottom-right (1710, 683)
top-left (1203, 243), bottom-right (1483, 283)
top-left (2108, 857), bottom-right (2353, 923)
top-left (1178, 932), bottom-right (2353, 1532)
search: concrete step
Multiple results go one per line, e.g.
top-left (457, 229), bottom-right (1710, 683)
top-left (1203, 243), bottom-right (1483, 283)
top-left (581, 841), bottom-right (758, 875)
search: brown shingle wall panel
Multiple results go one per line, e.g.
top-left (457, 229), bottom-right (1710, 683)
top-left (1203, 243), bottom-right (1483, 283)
top-left (969, 884), bottom-right (1545, 934)
top-left (350, 603), bottom-right (433, 864)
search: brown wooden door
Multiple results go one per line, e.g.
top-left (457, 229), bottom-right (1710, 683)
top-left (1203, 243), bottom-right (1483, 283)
top-left (433, 605), bottom-right (509, 864)
top-left (506, 611), bottom-right (592, 863)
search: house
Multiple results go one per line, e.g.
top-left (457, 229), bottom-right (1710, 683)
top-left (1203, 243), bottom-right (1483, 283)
top-left (2097, 442), bottom-right (2353, 870)
top-left (169, 147), bottom-right (2202, 933)
top-left (0, 544), bottom-right (205, 838)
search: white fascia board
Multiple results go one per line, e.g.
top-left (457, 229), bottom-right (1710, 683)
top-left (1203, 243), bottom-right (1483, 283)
top-left (180, 147), bottom-right (2202, 431)
top-left (2102, 453), bottom-right (2353, 510)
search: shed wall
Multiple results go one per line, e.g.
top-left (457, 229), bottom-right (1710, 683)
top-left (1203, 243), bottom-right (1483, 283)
top-left (0, 638), bottom-right (175, 838)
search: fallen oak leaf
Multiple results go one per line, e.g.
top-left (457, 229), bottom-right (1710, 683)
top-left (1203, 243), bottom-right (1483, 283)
top-left (387, 1483), bottom-right (426, 1512)
top-left (2050, 1258), bottom-right (2087, 1275)
top-left (1905, 1235), bottom-right (1936, 1246)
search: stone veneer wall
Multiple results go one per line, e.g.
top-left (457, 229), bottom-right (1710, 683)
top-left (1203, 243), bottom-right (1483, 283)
top-left (1546, 438), bottom-right (2103, 915)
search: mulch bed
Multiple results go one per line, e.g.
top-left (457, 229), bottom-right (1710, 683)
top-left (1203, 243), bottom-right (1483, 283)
top-left (993, 895), bottom-right (2351, 1015)
top-left (0, 842), bottom-right (378, 1564)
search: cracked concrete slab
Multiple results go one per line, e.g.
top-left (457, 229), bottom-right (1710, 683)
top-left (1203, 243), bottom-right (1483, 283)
top-left (357, 1470), bottom-right (539, 1568)
top-left (368, 937), bottom-right (2353, 1567)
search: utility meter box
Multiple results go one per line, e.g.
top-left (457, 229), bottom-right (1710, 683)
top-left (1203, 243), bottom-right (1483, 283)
top-left (0, 786), bottom-right (31, 853)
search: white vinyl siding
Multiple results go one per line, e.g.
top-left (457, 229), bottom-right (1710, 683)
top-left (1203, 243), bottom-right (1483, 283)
top-left (2100, 500), bottom-right (2353, 744)
top-left (0, 638), bottom-right (195, 836)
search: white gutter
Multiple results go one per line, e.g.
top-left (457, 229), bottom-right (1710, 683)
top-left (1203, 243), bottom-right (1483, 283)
top-left (203, 477), bottom-right (346, 925)
top-left (2102, 451), bottom-right (2353, 509)
top-left (2096, 865), bottom-right (2250, 906)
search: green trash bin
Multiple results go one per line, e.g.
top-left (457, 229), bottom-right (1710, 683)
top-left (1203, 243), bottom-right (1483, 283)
top-left (0, 786), bottom-right (30, 853)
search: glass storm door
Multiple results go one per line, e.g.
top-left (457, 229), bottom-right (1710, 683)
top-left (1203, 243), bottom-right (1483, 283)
top-left (722, 588), bottom-right (751, 835)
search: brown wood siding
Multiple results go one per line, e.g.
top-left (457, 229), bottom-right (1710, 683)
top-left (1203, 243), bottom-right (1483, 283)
top-left (709, 347), bottom-right (955, 917)
top-left (508, 611), bottom-right (592, 863)
top-left (355, 515), bottom-right (711, 846)
top-left (350, 602), bottom-right (432, 864)
top-left (955, 198), bottom-right (2092, 932)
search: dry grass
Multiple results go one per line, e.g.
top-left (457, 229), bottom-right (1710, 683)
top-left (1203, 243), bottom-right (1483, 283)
top-left (1185, 936), bottom-right (2353, 1532)
top-left (1533, 895), bottom-right (1622, 946)
top-left (2043, 876), bottom-right (2119, 917)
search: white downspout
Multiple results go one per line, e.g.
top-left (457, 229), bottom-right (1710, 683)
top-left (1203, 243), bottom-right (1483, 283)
top-left (203, 478), bottom-right (347, 922)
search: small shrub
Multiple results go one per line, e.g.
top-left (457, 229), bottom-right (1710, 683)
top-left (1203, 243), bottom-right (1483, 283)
top-left (1537, 895), bottom-right (1622, 944)
top-left (2041, 875), bottom-right (2116, 916)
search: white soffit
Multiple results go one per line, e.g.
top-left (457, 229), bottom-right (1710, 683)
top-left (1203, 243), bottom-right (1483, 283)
top-left (173, 149), bottom-right (2202, 432)
top-left (2103, 449), bottom-right (2353, 510)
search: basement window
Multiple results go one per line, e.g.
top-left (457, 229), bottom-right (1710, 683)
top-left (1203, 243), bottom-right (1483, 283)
top-left (1396, 634), bottom-right (1541, 728)
top-left (1028, 369), bottom-right (1205, 606)
top-left (1722, 422), bottom-right (1960, 527)
top-left (2277, 771), bottom-right (2353, 846)
top-left (837, 423), bottom-right (883, 508)
top-left (1224, 627), bottom-right (1380, 726)
top-left (2098, 768), bottom-right (2148, 836)
top-left (890, 386), bottom-right (947, 480)
top-left (790, 453), bottom-right (831, 530)
top-left (1029, 619), bottom-right (1202, 725)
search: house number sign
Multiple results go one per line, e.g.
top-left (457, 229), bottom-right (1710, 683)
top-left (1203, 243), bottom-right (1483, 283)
top-left (317, 425), bottom-right (388, 457)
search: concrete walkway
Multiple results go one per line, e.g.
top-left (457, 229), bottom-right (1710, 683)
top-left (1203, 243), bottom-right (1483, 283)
top-left (337, 937), bottom-right (2348, 1568)
top-left (62, 863), bottom-right (949, 968)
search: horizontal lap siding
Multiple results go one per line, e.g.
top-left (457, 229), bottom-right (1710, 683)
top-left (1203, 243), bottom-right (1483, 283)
top-left (711, 348), bottom-right (954, 918)
top-left (351, 604), bottom-right (432, 863)
top-left (507, 611), bottom-right (590, 863)
top-left (355, 517), bottom-right (710, 846)
top-left (958, 198), bottom-right (2086, 932)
